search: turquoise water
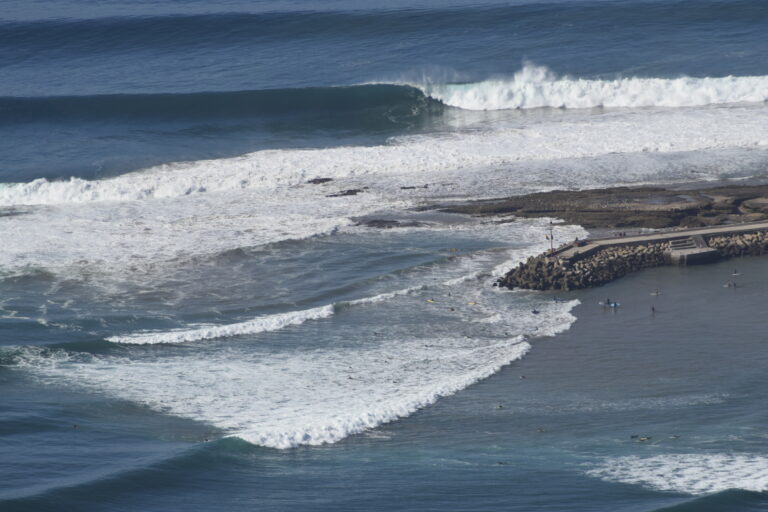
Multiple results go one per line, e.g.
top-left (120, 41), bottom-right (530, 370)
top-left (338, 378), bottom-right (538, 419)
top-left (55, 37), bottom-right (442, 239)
top-left (2, 0), bottom-right (768, 509)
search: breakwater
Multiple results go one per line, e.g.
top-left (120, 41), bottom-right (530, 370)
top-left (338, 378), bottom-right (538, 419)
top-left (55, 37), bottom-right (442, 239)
top-left (498, 226), bottom-right (768, 291)
top-left (707, 231), bottom-right (768, 258)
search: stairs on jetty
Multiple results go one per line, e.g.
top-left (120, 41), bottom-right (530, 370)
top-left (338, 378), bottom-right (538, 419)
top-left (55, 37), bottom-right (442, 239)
top-left (667, 235), bottom-right (719, 265)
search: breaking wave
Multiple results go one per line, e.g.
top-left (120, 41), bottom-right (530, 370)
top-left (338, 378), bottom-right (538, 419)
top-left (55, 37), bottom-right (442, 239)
top-left (416, 63), bottom-right (768, 110)
top-left (6, 64), bottom-right (766, 127)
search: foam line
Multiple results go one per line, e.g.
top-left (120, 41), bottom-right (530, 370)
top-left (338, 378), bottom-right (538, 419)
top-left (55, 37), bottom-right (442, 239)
top-left (106, 305), bottom-right (335, 344)
top-left (343, 285), bottom-right (426, 306)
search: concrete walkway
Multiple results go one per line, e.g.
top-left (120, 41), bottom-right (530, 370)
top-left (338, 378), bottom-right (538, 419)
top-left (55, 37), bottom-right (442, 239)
top-left (555, 220), bottom-right (768, 261)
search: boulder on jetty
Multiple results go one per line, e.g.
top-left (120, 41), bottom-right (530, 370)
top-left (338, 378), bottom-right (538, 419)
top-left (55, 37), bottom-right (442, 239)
top-left (433, 184), bottom-right (768, 229)
top-left (708, 231), bottom-right (768, 258)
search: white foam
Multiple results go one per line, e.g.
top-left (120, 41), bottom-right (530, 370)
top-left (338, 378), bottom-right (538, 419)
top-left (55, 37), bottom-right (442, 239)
top-left (1, 103), bottom-right (766, 209)
top-left (344, 285), bottom-right (426, 306)
top-left (11, 299), bottom-right (579, 449)
top-left (418, 63), bottom-right (768, 110)
top-left (1, 69), bottom-right (765, 288)
top-left (0, 92), bottom-right (764, 280)
top-left (106, 305), bottom-right (335, 344)
top-left (587, 454), bottom-right (768, 495)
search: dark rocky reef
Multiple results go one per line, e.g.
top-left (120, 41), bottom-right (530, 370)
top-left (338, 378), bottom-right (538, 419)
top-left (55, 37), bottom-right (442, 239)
top-left (438, 184), bottom-right (768, 229)
top-left (356, 219), bottom-right (427, 229)
top-left (327, 188), bottom-right (367, 197)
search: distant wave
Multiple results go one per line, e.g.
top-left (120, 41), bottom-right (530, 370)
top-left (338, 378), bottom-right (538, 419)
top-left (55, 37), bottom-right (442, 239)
top-left (5, 0), bottom-right (764, 54)
top-left (107, 305), bottom-right (334, 344)
top-left (415, 63), bottom-right (768, 110)
top-left (6, 65), bottom-right (767, 128)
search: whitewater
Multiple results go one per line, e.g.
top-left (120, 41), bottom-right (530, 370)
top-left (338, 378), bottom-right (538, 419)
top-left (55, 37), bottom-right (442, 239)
top-left (2, 68), bottom-right (767, 450)
top-left (12, 289), bottom-right (580, 449)
top-left (2, 65), bottom-right (768, 209)
top-left (417, 63), bottom-right (768, 110)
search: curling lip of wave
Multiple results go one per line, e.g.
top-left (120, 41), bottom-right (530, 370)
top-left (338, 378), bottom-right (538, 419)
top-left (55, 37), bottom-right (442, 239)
top-left (106, 305), bottom-right (335, 344)
top-left (414, 64), bottom-right (768, 110)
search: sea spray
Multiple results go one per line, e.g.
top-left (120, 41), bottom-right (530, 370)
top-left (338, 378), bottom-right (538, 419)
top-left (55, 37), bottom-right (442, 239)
top-left (417, 63), bottom-right (768, 110)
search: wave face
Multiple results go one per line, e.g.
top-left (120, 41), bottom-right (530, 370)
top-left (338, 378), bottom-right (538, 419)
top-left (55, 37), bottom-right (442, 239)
top-left (5, 65), bottom-right (767, 126)
top-left (0, 85), bottom-right (436, 124)
top-left (416, 64), bottom-right (768, 110)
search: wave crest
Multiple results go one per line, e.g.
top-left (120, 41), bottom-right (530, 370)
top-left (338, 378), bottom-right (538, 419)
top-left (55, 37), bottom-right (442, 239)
top-left (417, 63), bottom-right (768, 110)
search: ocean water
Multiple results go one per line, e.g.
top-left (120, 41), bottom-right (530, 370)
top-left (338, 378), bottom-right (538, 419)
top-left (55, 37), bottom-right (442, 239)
top-left (1, 0), bottom-right (768, 510)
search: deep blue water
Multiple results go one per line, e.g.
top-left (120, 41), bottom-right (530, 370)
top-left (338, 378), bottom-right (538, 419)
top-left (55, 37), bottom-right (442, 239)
top-left (2, 0), bottom-right (768, 510)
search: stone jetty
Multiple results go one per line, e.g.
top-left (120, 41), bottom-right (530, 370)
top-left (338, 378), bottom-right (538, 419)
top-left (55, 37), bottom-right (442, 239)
top-left (498, 221), bottom-right (768, 291)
